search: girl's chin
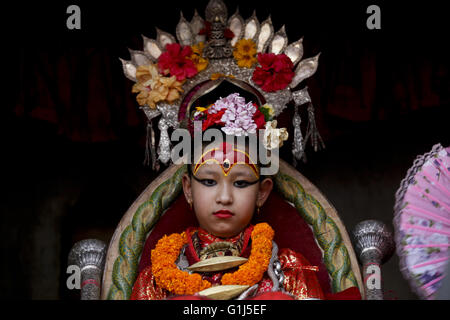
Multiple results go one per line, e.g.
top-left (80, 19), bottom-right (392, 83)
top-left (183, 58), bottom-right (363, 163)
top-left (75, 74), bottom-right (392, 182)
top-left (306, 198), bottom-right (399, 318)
top-left (205, 224), bottom-right (245, 238)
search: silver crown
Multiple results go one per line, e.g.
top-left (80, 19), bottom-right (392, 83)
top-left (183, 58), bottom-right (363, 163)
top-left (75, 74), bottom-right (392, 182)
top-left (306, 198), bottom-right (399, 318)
top-left (120, 0), bottom-right (324, 169)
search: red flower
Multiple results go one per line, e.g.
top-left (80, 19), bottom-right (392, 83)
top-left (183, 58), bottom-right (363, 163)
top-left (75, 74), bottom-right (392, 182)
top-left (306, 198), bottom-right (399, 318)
top-left (252, 53), bottom-right (295, 92)
top-left (224, 28), bottom-right (235, 39)
top-left (202, 110), bottom-right (225, 131)
top-left (252, 104), bottom-right (266, 129)
top-left (158, 43), bottom-right (198, 81)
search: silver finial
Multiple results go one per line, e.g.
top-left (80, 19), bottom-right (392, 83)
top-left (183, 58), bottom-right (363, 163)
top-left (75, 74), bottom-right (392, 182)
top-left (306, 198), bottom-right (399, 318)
top-left (352, 220), bottom-right (395, 300)
top-left (68, 239), bottom-right (107, 300)
top-left (353, 220), bottom-right (394, 263)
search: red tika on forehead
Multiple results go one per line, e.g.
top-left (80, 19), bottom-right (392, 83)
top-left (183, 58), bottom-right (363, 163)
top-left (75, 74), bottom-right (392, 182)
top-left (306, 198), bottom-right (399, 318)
top-left (193, 142), bottom-right (259, 178)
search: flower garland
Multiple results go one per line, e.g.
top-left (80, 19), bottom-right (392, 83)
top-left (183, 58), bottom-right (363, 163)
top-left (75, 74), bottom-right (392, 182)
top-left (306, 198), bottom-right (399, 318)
top-left (151, 223), bottom-right (274, 296)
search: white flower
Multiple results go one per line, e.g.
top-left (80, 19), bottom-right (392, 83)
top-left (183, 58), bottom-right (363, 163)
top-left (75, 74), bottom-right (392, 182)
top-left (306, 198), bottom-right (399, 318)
top-left (263, 120), bottom-right (289, 150)
top-left (219, 96), bottom-right (257, 136)
top-left (204, 93), bottom-right (264, 136)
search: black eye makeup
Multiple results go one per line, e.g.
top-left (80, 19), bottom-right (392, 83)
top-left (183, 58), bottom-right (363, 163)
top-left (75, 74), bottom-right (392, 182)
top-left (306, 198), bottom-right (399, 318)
top-left (192, 175), bottom-right (259, 188)
top-left (233, 180), bottom-right (259, 188)
top-left (200, 179), bottom-right (217, 187)
top-left (192, 175), bottom-right (217, 187)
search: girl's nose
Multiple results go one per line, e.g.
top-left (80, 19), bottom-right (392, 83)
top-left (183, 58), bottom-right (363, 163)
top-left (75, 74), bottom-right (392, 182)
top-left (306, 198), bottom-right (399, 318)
top-left (216, 182), bottom-right (233, 205)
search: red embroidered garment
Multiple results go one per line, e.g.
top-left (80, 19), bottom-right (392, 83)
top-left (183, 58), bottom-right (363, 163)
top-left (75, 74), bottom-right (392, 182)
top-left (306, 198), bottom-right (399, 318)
top-left (130, 225), bottom-right (325, 300)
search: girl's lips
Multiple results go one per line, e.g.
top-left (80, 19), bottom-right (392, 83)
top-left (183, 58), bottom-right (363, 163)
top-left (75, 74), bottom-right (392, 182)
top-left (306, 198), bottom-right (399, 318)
top-left (213, 210), bottom-right (234, 218)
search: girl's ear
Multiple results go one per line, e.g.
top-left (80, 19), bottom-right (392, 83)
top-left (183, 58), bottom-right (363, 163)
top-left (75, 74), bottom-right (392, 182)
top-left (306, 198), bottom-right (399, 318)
top-left (182, 173), bottom-right (193, 204)
top-left (257, 177), bottom-right (273, 208)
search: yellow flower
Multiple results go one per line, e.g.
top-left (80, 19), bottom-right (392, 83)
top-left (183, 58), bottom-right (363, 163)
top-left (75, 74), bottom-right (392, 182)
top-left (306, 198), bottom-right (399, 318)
top-left (210, 73), bottom-right (235, 81)
top-left (235, 54), bottom-right (258, 68)
top-left (233, 39), bottom-right (258, 68)
top-left (188, 42), bottom-right (208, 72)
top-left (234, 39), bottom-right (257, 56)
top-left (132, 64), bottom-right (184, 109)
top-left (195, 104), bottom-right (213, 113)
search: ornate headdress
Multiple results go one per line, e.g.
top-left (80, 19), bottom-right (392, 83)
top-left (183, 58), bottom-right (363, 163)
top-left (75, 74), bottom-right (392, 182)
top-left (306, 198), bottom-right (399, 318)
top-left (120, 0), bottom-right (324, 170)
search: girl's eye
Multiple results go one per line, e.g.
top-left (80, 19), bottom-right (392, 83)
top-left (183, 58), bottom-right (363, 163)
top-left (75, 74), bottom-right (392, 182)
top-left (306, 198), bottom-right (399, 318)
top-left (234, 180), bottom-right (251, 188)
top-left (200, 179), bottom-right (217, 187)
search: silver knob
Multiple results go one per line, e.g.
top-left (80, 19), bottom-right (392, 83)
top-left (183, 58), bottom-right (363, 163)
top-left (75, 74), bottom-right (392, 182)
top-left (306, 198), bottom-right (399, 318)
top-left (352, 220), bottom-right (394, 300)
top-left (68, 239), bottom-right (107, 300)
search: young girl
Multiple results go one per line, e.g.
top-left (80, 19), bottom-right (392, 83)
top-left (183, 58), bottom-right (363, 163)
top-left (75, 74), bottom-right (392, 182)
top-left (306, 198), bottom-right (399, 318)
top-left (130, 90), bottom-right (326, 300)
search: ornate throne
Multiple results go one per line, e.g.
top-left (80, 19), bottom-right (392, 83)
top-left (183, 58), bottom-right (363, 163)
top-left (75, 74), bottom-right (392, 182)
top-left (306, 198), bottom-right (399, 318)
top-left (68, 0), bottom-right (394, 300)
top-left (70, 159), bottom-right (394, 300)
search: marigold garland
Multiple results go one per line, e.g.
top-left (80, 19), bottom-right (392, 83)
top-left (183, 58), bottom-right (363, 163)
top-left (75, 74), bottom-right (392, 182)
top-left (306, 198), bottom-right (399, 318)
top-left (151, 223), bottom-right (274, 296)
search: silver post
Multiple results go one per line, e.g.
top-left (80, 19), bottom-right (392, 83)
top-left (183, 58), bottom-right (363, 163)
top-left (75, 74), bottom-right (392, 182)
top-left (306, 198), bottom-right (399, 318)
top-left (68, 239), bottom-right (107, 300)
top-left (352, 220), bottom-right (394, 300)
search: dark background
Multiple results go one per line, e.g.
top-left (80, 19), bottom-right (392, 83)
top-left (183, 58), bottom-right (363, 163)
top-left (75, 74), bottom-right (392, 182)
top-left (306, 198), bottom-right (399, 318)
top-left (2, 0), bottom-right (449, 299)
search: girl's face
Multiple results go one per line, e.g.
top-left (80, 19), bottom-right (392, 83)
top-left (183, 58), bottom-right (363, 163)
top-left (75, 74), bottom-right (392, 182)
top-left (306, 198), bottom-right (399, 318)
top-left (182, 162), bottom-right (273, 238)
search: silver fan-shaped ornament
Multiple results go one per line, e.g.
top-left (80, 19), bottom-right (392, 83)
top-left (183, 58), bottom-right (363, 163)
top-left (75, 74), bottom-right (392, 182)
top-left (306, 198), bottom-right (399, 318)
top-left (191, 10), bottom-right (206, 44)
top-left (176, 12), bottom-right (194, 46)
top-left (142, 35), bottom-right (163, 61)
top-left (156, 28), bottom-right (177, 49)
top-left (256, 16), bottom-right (274, 53)
top-left (243, 11), bottom-right (260, 41)
top-left (290, 53), bottom-right (320, 88)
top-left (228, 9), bottom-right (244, 46)
top-left (128, 49), bottom-right (151, 67)
top-left (119, 58), bottom-right (137, 82)
top-left (283, 37), bottom-right (304, 66)
top-left (269, 25), bottom-right (288, 54)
